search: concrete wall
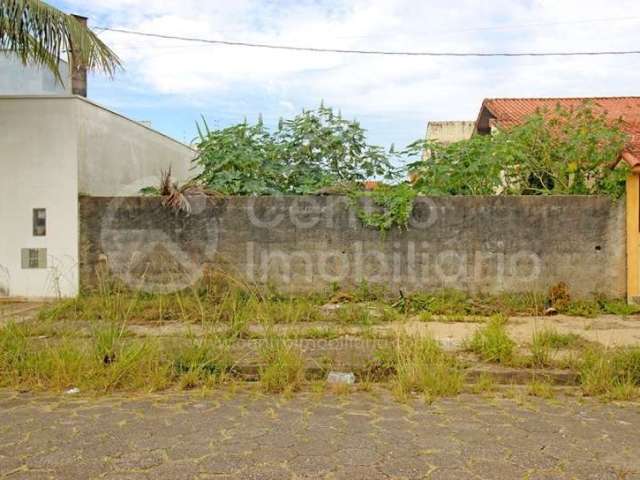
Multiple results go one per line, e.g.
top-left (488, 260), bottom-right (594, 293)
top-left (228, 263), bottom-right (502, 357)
top-left (426, 121), bottom-right (475, 145)
top-left (79, 195), bottom-right (626, 298)
top-left (0, 98), bottom-right (78, 297)
top-left (76, 98), bottom-right (196, 196)
top-left (0, 53), bottom-right (70, 95)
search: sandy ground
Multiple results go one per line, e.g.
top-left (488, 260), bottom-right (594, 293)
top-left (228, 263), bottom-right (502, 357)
top-left (3, 301), bottom-right (640, 350)
top-left (127, 314), bottom-right (640, 349)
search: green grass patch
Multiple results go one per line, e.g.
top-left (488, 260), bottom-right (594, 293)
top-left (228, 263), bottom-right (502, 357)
top-left (527, 379), bottom-right (555, 399)
top-left (579, 346), bottom-right (640, 400)
top-left (530, 328), bottom-right (587, 367)
top-left (471, 372), bottom-right (497, 394)
top-left (0, 321), bottom-right (233, 393)
top-left (258, 339), bottom-right (306, 394)
top-left (376, 335), bottom-right (464, 402)
top-left (468, 315), bottom-right (515, 364)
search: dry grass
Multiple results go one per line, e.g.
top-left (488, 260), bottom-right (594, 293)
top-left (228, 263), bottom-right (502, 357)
top-left (471, 373), bottom-right (497, 395)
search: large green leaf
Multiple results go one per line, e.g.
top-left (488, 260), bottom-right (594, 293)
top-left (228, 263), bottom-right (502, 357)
top-left (0, 0), bottom-right (121, 84)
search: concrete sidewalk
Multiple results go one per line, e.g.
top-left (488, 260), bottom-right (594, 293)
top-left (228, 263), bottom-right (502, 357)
top-left (122, 314), bottom-right (640, 349)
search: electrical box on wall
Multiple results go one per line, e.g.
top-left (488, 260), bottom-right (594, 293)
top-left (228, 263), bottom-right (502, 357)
top-left (21, 248), bottom-right (47, 269)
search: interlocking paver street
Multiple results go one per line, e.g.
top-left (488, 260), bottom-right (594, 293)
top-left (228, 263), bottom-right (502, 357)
top-left (0, 388), bottom-right (639, 479)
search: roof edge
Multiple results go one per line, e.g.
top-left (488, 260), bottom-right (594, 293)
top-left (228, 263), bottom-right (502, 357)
top-left (0, 94), bottom-right (195, 152)
top-left (620, 151), bottom-right (640, 174)
top-left (482, 96), bottom-right (640, 102)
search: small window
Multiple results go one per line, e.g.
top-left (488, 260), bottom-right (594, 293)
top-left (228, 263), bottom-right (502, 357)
top-left (33, 208), bottom-right (46, 236)
top-left (21, 248), bottom-right (47, 269)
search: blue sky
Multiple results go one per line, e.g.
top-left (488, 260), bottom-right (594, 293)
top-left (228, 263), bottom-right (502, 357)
top-left (51, 0), bottom-right (640, 149)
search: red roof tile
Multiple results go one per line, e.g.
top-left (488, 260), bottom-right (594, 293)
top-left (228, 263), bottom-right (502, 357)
top-left (476, 97), bottom-right (640, 156)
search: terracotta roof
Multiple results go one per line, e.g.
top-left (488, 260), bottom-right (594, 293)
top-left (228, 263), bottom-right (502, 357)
top-left (475, 97), bottom-right (640, 159)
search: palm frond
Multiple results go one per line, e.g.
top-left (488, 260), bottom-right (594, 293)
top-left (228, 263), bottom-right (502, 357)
top-left (0, 0), bottom-right (121, 84)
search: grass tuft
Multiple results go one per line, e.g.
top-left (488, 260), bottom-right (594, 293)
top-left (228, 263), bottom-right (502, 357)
top-left (530, 328), bottom-right (586, 367)
top-left (579, 346), bottom-right (640, 400)
top-left (379, 335), bottom-right (464, 402)
top-left (471, 372), bottom-right (497, 394)
top-left (468, 315), bottom-right (515, 364)
top-left (258, 339), bottom-right (306, 394)
top-left (527, 379), bottom-right (555, 399)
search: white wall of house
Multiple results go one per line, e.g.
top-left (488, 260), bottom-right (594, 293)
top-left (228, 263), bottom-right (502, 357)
top-left (76, 99), bottom-right (196, 196)
top-left (0, 53), bottom-right (71, 95)
top-left (0, 97), bottom-right (79, 298)
top-left (0, 96), bottom-right (195, 298)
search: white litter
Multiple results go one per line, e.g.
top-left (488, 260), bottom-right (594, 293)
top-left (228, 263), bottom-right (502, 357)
top-left (65, 387), bottom-right (80, 395)
top-left (327, 371), bottom-right (356, 385)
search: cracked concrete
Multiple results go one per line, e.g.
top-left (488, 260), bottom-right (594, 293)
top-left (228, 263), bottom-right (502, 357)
top-left (0, 388), bottom-right (639, 479)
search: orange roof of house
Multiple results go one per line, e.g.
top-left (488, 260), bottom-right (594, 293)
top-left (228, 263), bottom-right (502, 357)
top-left (475, 97), bottom-right (640, 169)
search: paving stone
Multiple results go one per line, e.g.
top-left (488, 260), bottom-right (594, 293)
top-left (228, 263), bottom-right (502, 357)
top-left (112, 450), bottom-right (165, 471)
top-left (0, 388), bottom-right (639, 480)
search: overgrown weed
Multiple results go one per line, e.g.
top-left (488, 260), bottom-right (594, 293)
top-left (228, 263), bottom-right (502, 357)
top-left (468, 315), bottom-right (515, 364)
top-left (258, 338), bottom-right (306, 394)
top-left (378, 335), bottom-right (464, 402)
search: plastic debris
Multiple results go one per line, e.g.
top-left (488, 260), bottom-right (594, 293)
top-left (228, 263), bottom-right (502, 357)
top-left (65, 387), bottom-right (80, 395)
top-left (327, 371), bottom-right (356, 385)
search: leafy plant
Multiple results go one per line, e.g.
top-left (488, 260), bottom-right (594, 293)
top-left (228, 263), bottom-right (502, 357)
top-left (141, 168), bottom-right (217, 214)
top-left (0, 0), bottom-right (120, 83)
top-left (407, 102), bottom-right (629, 197)
top-left (351, 183), bottom-right (417, 231)
top-left (193, 104), bottom-right (397, 195)
top-left (275, 104), bottom-right (396, 192)
top-left (193, 118), bottom-right (284, 195)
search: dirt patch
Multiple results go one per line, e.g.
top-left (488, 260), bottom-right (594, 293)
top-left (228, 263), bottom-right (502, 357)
top-left (0, 301), bottom-right (47, 326)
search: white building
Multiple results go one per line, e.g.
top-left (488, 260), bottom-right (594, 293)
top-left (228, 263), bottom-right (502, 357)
top-left (0, 54), bottom-right (195, 299)
top-left (425, 121), bottom-right (475, 145)
top-left (0, 52), bottom-right (71, 95)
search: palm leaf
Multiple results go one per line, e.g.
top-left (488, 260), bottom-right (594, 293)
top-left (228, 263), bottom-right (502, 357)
top-left (0, 0), bottom-right (121, 84)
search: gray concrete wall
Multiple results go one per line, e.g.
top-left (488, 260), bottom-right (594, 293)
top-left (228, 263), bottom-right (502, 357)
top-left (0, 53), bottom-right (70, 95)
top-left (79, 195), bottom-right (626, 298)
top-left (76, 98), bottom-right (196, 196)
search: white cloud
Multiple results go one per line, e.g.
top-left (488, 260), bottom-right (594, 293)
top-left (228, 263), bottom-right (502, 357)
top-left (58, 0), bottom-right (640, 146)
